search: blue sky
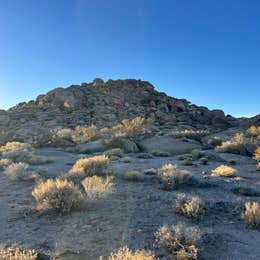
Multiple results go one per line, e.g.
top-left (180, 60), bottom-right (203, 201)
top-left (0, 0), bottom-right (259, 117)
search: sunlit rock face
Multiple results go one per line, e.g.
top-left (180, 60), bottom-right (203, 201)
top-left (0, 78), bottom-right (241, 145)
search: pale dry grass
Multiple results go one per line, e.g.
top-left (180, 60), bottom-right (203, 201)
top-left (158, 164), bottom-right (195, 190)
top-left (82, 175), bottom-right (114, 199)
top-left (253, 147), bottom-right (260, 161)
top-left (155, 223), bottom-right (201, 260)
top-left (173, 194), bottom-right (205, 218)
top-left (32, 178), bottom-right (84, 213)
top-left (0, 246), bottom-right (37, 260)
top-left (243, 202), bottom-right (260, 229)
top-left (103, 246), bottom-right (154, 260)
top-left (172, 129), bottom-right (209, 141)
top-left (211, 165), bottom-right (237, 177)
top-left (69, 155), bottom-right (108, 178)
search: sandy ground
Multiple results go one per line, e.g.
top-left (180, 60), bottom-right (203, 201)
top-left (0, 148), bottom-right (260, 259)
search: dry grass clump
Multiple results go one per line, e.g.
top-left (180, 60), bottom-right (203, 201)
top-left (124, 171), bottom-right (145, 182)
top-left (211, 165), bottom-right (237, 177)
top-left (82, 176), bottom-right (114, 199)
top-left (158, 164), bottom-right (195, 190)
top-left (215, 133), bottom-right (246, 154)
top-left (3, 162), bottom-right (37, 181)
top-left (172, 129), bottom-right (209, 141)
top-left (104, 246), bottom-right (154, 260)
top-left (155, 223), bottom-right (201, 260)
top-left (247, 125), bottom-right (260, 138)
top-left (0, 246), bottom-right (38, 260)
top-left (69, 155), bottom-right (108, 178)
top-left (54, 125), bottom-right (100, 145)
top-left (112, 117), bottom-right (148, 140)
top-left (242, 202), bottom-right (260, 229)
top-left (205, 136), bottom-right (222, 148)
top-left (173, 194), bottom-right (205, 218)
top-left (32, 178), bottom-right (84, 213)
top-left (0, 158), bottom-right (12, 170)
top-left (0, 142), bottom-right (34, 162)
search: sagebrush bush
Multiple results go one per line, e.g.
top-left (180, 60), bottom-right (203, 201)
top-left (69, 155), bottom-right (108, 178)
top-left (32, 178), bottom-right (84, 213)
top-left (0, 142), bottom-right (34, 162)
top-left (105, 246), bottom-right (154, 260)
top-left (158, 164), bottom-right (195, 190)
top-left (191, 149), bottom-right (205, 160)
top-left (155, 223), bottom-right (201, 260)
top-left (112, 117), bottom-right (148, 139)
top-left (0, 246), bottom-right (37, 260)
top-left (105, 148), bottom-right (122, 158)
top-left (242, 202), bottom-right (260, 229)
top-left (173, 194), bottom-right (205, 218)
top-left (54, 125), bottom-right (100, 145)
top-left (253, 147), bottom-right (260, 162)
top-left (205, 136), bottom-right (222, 147)
top-left (215, 133), bottom-right (246, 154)
top-left (124, 171), bottom-right (144, 182)
top-left (82, 176), bottom-right (114, 199)
top-left (211, 165), bottom-right (237, 177)
top-left (3, 162), bottom-right (37, 181)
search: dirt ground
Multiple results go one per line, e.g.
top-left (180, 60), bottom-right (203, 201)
top-left (0, 148), bottom-right (260, 259)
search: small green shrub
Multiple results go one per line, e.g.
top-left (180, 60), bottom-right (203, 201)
top-left (32, 178), bottom-right (84, 213)
top-left (105, 148), bottom-right (123, 158)
top-left (137, 153), bottom-right (153, 159)
top-left (151, 150), bottom-right (170, 157)
top-left (124, 171), bottom-right (144, 182)
top-left (191, 149), bottom-right (205, 160)
top-left (155, 223), bottom-right (201, 260)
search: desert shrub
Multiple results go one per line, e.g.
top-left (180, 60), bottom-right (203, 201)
top-left (191, 149), bottom-right (205, 160)
top-left (105, 148), bottom-right (123, 158)
top-left (172, 129), bottom-right (209, 141)
top-left (242, 202), bottom-right (260, 229)
top-left (54, 125), bottom-right (100, 145)
top-left (0, 142), bottom-right (34, 162)
top-left (198, 157), bottom-right (208, 165)
top-left (3, 162), bottom-right (37, 181)
top-left (137, 153), bottom-right (153, 159)
top-left (82, 176), bottom-right (114, 199)
top-left (0, 158), bottom-right (12, 170)
top-left (247, 125), bottom-right (260, 138)
top-left (143, 168), bottom-right (157, 175)
top-left (205, 136), bottom-right (222, 147)
top-left (177, 154), bottom-right (192, 161)
top-left (211, 165), bottom-right (237, 177)
top-left (0, 246), bottom-right (38, 260)
top-left (124, 171), bottom-right (144, 182)
top-left (157, 164), bottom-right (196, 190)
top-left (173, 194), bottom-right (205, 218)
top-left (215, 133), bottom-right (247, 154)
top-left (155, 223), bottom-right (201, 260)
top-left (112, 117), bottom-right (148, 139)
top-left (105, 246), bottom-right (154, 260)
top-left (32, 178), bottom-right (84, 213)
top-left (253, 147), bottom-right (260, 161)
top-left (257, 162), bottom-right (260, 171)
top-left (69, 155), bottom-right (108, 178)
top-left (151, 150), bottom-right (170, 157)
top-left (181, 159), bottom-right (193, 166)
top-left (120, 156), bottom-right (132, 163)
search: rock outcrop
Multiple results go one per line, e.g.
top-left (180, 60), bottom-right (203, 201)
top-left (0, 79), bottom-right (240, 145)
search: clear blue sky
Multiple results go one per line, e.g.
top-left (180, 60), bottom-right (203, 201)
top-left (0, 0), bottom-right (259, 117)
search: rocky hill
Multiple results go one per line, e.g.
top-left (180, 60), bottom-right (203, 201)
top-left (0, 78), bottom-right (238, 145)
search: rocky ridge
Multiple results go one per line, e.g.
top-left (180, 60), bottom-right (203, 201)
top-left (0, 78), bottom-right (239, 145)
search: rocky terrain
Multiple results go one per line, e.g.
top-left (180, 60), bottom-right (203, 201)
top-left (0, 78), bottom-right (239, 146)
top-left (0, 79), bottom-right (259, 260)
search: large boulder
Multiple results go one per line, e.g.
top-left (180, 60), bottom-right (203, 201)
top-left (137, 135), bottom-right (201, 155)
